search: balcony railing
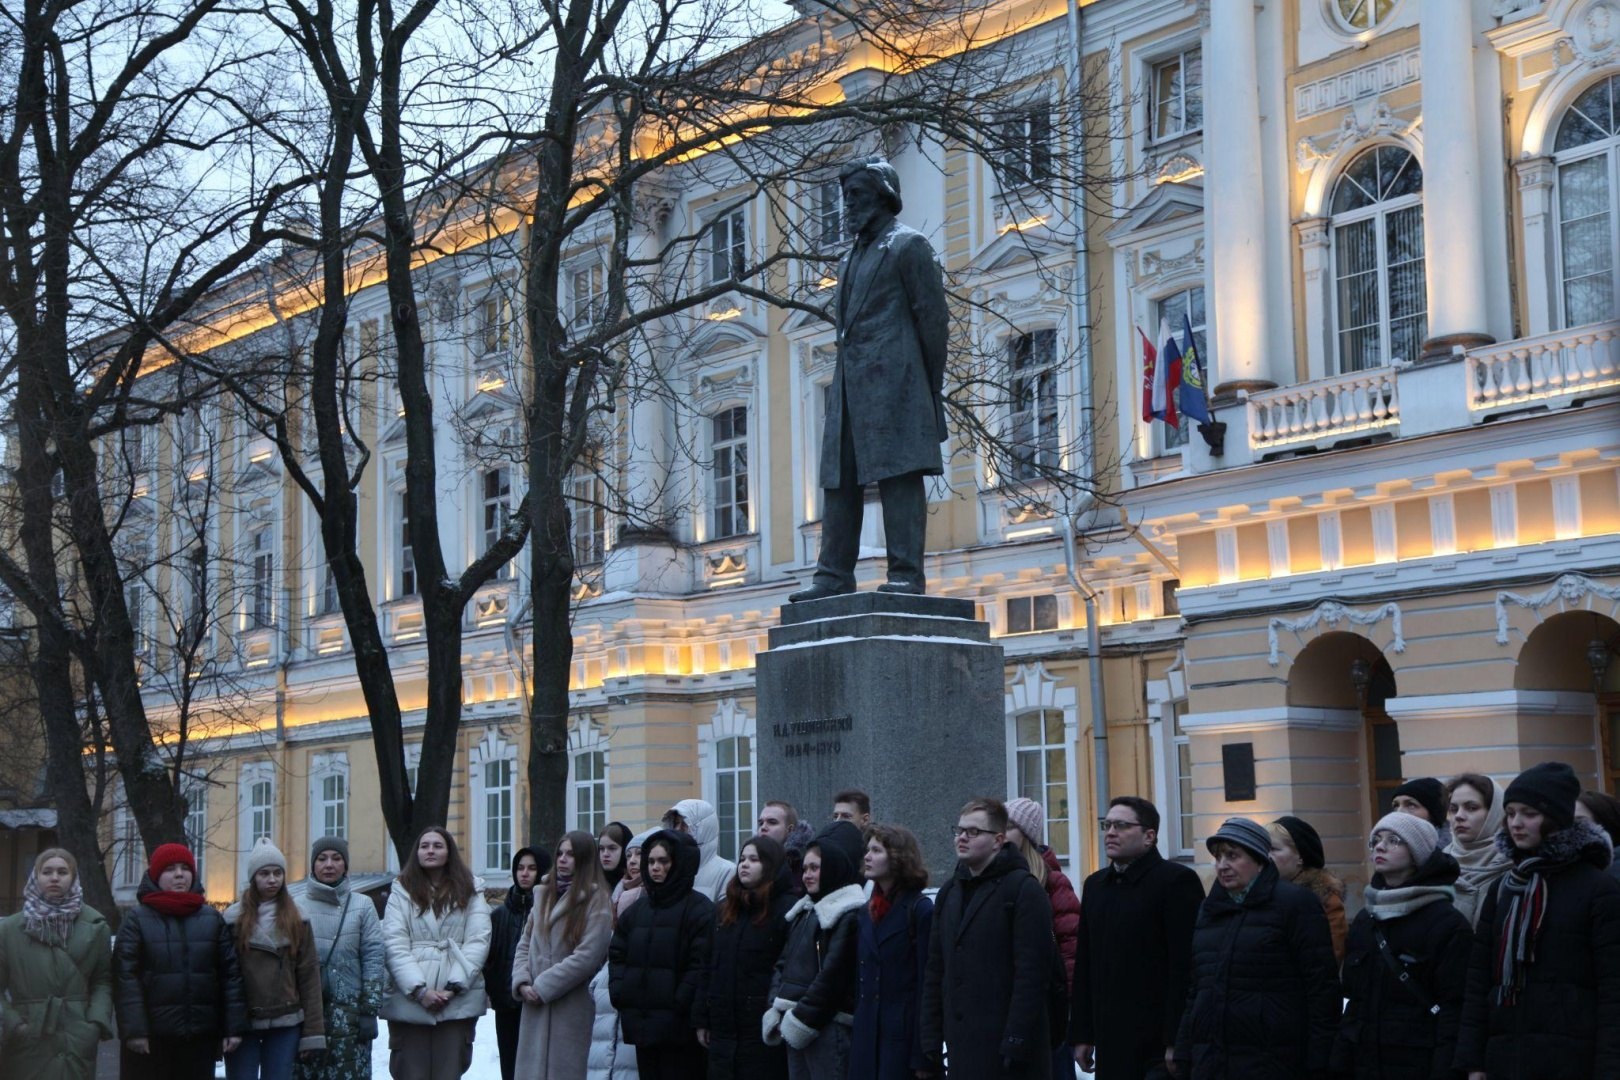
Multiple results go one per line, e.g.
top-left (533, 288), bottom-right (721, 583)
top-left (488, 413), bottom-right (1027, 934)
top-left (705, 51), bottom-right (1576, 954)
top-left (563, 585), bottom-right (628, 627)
top-left (1245, 365), bottom-right (1400, 454)
top-left (1466, 322), bottom-right (1619, 416)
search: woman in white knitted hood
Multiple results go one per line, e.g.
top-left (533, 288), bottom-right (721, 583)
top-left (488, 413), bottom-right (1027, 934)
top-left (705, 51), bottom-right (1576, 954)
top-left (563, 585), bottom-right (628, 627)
top-left (663, 799), bottom-right (736, 902)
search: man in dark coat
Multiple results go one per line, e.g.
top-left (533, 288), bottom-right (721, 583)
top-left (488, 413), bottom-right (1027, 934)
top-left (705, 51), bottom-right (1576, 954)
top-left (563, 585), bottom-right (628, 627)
top-left (1174, 818), bottom-right (1340, 1080)
top-left (1070, 796), bottom-right (1203, 1080)
top-left (921, 797), bottom-right (1054, 1078)
top-left (609, 829), bottom-right (715, 1079)
top-left (788, 155), bottom-right (949, 602)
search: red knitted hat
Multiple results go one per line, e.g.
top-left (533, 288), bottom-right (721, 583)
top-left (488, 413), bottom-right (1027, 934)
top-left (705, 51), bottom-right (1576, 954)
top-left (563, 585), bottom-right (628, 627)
top-left (148, 842), bottom-right (197, 883)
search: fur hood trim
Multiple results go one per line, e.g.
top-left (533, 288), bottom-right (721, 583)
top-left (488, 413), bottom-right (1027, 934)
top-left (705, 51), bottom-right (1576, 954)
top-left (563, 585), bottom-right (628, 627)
top-left (1495, 818), bottom-right (1614, 869)
top-left (1293, 866), bottom-right (1346, 902)
top-left (813, 883), bottom-right (867, 929)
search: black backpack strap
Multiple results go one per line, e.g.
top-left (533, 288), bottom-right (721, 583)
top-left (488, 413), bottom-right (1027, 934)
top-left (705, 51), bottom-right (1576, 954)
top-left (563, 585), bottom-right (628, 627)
top-left (1373, 925), bottom-right (1439, 1016)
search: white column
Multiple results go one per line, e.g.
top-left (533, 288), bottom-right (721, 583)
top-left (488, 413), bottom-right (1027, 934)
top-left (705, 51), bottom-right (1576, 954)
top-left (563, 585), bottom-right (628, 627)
top-left (1515, 156), bottom-right (1557, 337)
top-left (619, 202), bottom-right (673, 543)
top-left (1418, 2), bottom-right (1493, 356)
top-left (1206, 0), bottom-right (1275, 396)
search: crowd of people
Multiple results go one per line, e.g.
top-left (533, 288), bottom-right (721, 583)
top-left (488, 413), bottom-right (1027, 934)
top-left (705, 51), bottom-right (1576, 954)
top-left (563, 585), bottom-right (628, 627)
top-left (1, 763), bottom-right (1618, 1079)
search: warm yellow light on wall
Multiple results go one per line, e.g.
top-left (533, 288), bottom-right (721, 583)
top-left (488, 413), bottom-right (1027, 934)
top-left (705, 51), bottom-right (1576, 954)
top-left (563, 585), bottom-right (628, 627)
top-left (998, 215), bottom-right (1049, 235)
top-left (476, 375), bottom-right (507, 393)
top-left (817, 276), bottom-right (839, 290)
top-left (706, 308), bottom-right (743, 321)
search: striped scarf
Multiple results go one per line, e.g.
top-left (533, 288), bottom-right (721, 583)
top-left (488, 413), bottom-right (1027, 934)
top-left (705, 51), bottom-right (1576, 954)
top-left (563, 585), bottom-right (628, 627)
top-left (22, 873), bottom-right (82, 948)
top-left (1493, 858), bottom-right (1550, 1006)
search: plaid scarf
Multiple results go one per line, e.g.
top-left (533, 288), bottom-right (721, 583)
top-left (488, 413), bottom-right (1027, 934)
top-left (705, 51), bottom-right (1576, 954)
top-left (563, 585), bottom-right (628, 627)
top-left (22, 872), bottom-right (83, 948)
top-left (1493, 857), bottom-right (1549, 1006)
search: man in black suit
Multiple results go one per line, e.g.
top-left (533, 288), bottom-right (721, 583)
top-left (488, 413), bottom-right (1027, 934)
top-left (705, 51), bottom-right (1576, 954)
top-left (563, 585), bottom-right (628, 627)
top-left (788, 156), bottom-right (949, 602)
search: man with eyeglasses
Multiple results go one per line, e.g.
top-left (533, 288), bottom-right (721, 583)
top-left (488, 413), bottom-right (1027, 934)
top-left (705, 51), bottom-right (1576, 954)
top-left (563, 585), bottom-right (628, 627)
top-left (1070, 796), bottom-right (1204, 1079)
top-left (921, 797), bottom-right (1055, 1078)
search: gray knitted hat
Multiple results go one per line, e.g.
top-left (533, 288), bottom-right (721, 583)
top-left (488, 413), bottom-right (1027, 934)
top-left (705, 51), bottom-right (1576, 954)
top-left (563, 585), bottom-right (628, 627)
top-left (1206, 817), bottom-right (1273, 864)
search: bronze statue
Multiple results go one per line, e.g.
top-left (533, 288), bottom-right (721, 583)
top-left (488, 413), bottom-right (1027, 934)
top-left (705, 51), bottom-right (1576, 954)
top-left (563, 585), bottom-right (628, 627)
top-left (788, 157), bottom-right (949, 603)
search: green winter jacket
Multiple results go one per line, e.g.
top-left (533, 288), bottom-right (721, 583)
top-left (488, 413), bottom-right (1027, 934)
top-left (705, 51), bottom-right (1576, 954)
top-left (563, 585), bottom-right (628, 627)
top-left (0, 905), bottom-right (115, 1080)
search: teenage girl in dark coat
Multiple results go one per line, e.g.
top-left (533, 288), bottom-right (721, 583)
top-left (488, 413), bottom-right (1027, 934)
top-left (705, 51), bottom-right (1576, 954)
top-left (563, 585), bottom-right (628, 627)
top-left (848, 824), bottom-right (933, 1080)
top-left (113, 843), bottom-right (249, 1080)
top-left (694, 836), bottom-right (794, 1080)
top-left (1332, 813), bottom-right (1472, 1080)
top-left (609, 830), bottom-right (714, 1080)
top-left (1456, 762), bottom-right (1620, 1080)
top-left (486, 846), bottom-right (546, 1080)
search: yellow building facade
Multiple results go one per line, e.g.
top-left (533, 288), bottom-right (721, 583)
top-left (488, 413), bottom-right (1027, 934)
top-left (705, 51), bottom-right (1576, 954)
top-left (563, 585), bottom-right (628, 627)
top-left (99, 0), bottom-right (1617, 912)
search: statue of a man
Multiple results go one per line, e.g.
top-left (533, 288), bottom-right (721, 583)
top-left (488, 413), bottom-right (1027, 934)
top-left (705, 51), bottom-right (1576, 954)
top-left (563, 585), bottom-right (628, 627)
top-left (788, 157), bottom-right (949, 602)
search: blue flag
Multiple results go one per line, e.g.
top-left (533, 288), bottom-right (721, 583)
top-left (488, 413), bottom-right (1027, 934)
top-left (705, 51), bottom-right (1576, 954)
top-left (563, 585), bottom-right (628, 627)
top-left (1179, 313), bottom-right (1210, 424)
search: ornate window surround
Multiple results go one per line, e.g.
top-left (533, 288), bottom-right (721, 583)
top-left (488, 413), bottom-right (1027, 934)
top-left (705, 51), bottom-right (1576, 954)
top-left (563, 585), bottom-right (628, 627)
top-left (1003, 662), bottom-right (1082, 880)
top-left (697, 698), bottom-right (757, 863)
top-left (1294, 103), bottom-right (1423, 381)
top-left (469, 727), bottom-right (519, 880)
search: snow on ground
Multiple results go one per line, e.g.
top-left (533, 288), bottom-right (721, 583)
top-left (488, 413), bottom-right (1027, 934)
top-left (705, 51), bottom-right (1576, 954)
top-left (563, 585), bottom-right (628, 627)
top-left (371, 1014), bottom-right (505, 1079)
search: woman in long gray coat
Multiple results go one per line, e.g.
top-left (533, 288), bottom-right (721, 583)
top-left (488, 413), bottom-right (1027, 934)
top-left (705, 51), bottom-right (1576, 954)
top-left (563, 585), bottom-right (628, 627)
top-left (512, 830), bottom-right (614, 1080)
top-left (295, 837), bottom-right (386, 1080)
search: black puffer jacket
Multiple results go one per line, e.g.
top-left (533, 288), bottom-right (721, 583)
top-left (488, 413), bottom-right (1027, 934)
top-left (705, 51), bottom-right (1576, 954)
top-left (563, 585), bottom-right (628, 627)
top-left (768, 820), bottom-right (867, 1043)
top-left (484, 846), bottom-right (541, 1012)
top-left (113, 877), bottom-right (249, 1041)
top-left (1331, 850), bottom-right (1472, 1080)
top-left (608, 829), bottom-right (714, 1048)
top-left (697, 889), bottom-right (795, 1080)
top-left (1455, 821), bottom-right (1620, 1080)
top-left (1174, 861), bottom-right (1341, 1080)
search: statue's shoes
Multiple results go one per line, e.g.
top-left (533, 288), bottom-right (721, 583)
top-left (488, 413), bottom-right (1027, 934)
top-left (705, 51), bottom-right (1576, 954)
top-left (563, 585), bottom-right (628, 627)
top-left (787, 583), bottom-right (854, 603)
top-left (875, 579), bottom-right (925, 595)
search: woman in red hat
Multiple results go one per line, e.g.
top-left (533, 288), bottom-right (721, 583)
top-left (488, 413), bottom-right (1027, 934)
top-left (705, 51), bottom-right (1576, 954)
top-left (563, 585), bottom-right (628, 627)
top-left (113, 842), bottom-right (249, 1080)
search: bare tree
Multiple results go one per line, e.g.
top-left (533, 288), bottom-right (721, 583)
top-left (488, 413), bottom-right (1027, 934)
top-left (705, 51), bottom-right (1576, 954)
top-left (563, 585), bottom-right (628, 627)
top-left (0, 0), bottom-right (302, 864)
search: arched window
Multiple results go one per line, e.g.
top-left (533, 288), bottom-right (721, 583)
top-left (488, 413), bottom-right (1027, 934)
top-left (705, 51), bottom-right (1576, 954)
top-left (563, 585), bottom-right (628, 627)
top-left (1554, 74), bottom-right (1620, 328)
top-left (1331, 146), bottom-right (1426, 372)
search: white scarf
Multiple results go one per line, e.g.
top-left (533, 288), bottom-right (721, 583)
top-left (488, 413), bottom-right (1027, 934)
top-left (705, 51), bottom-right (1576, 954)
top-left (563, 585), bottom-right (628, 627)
top-left (1444, 777), bottom-right (1512, 899)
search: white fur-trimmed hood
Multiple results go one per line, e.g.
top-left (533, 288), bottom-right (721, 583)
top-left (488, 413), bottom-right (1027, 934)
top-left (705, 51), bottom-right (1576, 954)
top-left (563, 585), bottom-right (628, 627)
top-left (810, 882), bottom-right (866, 930)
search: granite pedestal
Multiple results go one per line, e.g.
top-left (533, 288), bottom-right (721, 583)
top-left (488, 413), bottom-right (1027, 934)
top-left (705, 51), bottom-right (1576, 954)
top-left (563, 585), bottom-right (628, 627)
top-left (755, 591), bottom-right (1006, 883)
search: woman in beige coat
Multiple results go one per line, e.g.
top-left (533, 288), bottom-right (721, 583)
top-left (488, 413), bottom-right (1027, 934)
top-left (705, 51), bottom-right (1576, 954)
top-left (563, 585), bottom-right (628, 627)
top-left (512, 830), bottom-right (614, 1080)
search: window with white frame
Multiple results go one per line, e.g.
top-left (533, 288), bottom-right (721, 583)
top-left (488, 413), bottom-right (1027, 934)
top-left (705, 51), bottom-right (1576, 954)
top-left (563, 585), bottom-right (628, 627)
top-left (183, 543), bottom-right (207, 643)
top-left (481, 467), bottom-right (513, 578)
top-left (1166, 699), bottom-right (1194, 857)
top-left (567, 466), bottom-right (606, 566)
top-left (113, 800), bottom-right (141, 888)
top-left (814, 178), bottom-right (843, 248)
top-left (321, 563), bottom-right (340, 615)
top-left (573, 749), bottom-right (606, 836)
top-left (1150, 48), bottom-right (1202, 142)
top-left (1331, 145), bottom-right (1426, 372)
top-left (568, 719), bottom-right (609, 836)
top-left (310, 753), bottom-right (349, 840)
top-left (1554, 74), bottom-right (1619, 328)
top-left (249, 527), bottom-right (275, 628)
top-left (710, 406), bottom-right (749, 539)
top-left (126, 426), bottom-right (149, 482)
top-left (1000, 104), bottom-right (1053, 186)
top-left (180, 407), bottom-right (207, 459)
top-left (714, 736), bottom-right (754, 862)
top-left (238, 762), bottom-right (275, 878)
top-left (1006, 594), bottom-right (1058, 634)
top-left (397, 489), bottom-right (416, 597)
top-left (570, 260), bottom-right (607, 331)
top-left (1007, 329), bottom-right (1059, 480)
top-left (1012, 709), bottom-right (1071, 861)
top-left (478, 291), bottom-right (514, 357)
top-left (1154, 287), bottom-right (1209, 450)
top-left (709, 208), bottom-right (747, 284)
top-left (470, 731), bottom-right (516, 875)
top-left (182, 779), bottom-right (208, 881)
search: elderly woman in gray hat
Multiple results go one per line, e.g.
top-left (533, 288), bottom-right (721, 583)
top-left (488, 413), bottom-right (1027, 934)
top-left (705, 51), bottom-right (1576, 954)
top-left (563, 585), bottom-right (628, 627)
top-left (295, 836), bottom-right (386, 1080)
top-left (1173, 817), bottom-right (1341, 1080)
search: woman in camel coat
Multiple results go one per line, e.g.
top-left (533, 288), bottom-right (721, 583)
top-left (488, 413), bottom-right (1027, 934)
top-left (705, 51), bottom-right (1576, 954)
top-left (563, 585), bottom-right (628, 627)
top-left (512, 830), bottom-right (614, 1080)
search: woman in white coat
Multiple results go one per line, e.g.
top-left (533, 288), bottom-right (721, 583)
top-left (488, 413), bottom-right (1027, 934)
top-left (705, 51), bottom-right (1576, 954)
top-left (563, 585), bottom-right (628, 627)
top-left (512, 831), bottom-right (614, 1080)
top-left (379, 827), bottom-right (492, 1080)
